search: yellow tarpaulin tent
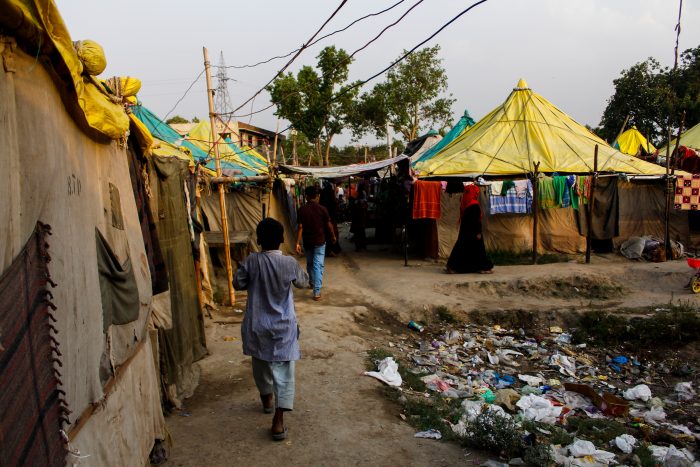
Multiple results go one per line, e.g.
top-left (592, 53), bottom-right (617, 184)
top-left (615, 126), bottom-right (656, 156)
top-left (416, 79), bottom-right (667, 177)
top-left (186, 121), bottom-right (269, 174)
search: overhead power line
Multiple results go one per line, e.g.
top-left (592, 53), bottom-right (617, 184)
top-left (215, 0), bottom-right (408, 70)
top-left (229, 0), bottom-right (349, 115)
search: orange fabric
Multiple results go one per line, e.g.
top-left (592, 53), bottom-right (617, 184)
top-left (412, 181), bottom-right (442, 219)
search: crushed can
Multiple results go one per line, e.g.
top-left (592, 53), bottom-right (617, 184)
top-left (407, 320), bottom-right (424, 333)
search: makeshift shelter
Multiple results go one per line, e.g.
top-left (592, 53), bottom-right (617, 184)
top-left (412, 109), bottom-right (476, 165)
top-left (413, 80), bottom-right (683, 257)
top-left (186, 120), bottom-right (269, 176)
top-left (0, 1), bottom-right (166, 464)
top-left (660, 120), bottom-right (700, 156)
top-left (614, 126), bottom-right (656, 156)
top-left (404, 130), bottom-right (442, 162)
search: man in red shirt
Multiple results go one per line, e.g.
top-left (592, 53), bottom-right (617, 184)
top-left (295, 186), bottom-right (336, 301)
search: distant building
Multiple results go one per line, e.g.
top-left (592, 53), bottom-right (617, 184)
top-left (237, 122), bottom-right (285, 150)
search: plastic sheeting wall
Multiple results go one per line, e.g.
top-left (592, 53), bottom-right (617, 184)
top-left (438, 188), bottom-right (586, 257)
top-left (200, 186), bottom-right (297, 255)
top-left (0, 44), bottom-right (164, 464)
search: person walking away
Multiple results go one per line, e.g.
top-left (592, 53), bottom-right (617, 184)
top-left (234, 218), bottom-right (309, 441)
top-left (319, 182), bottom-right (341, 256)
top-left (446, 184), bottom-right (494, 274)
top-left (296, 186), bottom-right (336, 300)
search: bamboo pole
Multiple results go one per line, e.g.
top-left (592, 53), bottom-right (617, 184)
top-left (203, 46), bottom-right (235, 306)
top-left (585, 145), bottom-right (599, 264)
top-left (666, 112), bottom-right (686, 261)
top-left (272, 118), bottom-right (280, 165)
top-left (610, 114), bottom-right (631, 149)
top-left (531, 162), bottom-right (540, 265)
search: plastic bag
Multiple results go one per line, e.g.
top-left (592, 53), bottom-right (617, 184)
top-left (675, 382), bottom-right (696, 401)
top-left (364, 357), bottom-right (402, 387)
top-left (567, 439), bottom-right (616, 464)
top-left (74, 40), bottom-right (107, 75)
top-left (622, 384), bottom-right (652, 402)
top-left (613, 434), bottom-right (636, 454)
top-left (516, 394), bottom-right (562, 424)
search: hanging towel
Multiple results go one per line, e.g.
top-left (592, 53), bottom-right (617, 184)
top-left (538, 177), bottom-right (557, 209)
top-left (412, 180), bottom-right (442, 219)
top-left (552, 176), bottom-right (568, 208)
top-left (500, 180), bottom-right (515, 196)
top-left (490, 181), bottom-right (504, 196)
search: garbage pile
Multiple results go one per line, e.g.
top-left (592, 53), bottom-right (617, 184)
top-left (368, 321), bottom-right (699, 466)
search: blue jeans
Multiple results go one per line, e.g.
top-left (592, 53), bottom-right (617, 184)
top-left (304, 243), bottom-right (326, 296)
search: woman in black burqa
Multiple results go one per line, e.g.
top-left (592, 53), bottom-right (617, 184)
top-left (446, 184), bottom-right (493, 274)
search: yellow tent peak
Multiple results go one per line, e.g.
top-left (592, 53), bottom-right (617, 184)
top-left (515, 78), bottom-right (529, 90)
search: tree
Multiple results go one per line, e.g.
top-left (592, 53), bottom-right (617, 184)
top-left (598, 46), bottom-right (700, 145)
top-left (267, 46), bottom-right (359, 166)
top-left (165, 115), bottom-right (189, 125)
top-left (192, 116), bottom-right (200, 123)
top-left (352, 45), bottom-right (455, 142)
top-left (598, 59), bottom-right (676, 144)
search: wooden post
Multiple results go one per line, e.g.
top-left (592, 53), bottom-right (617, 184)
top-left (610, 114), bottom-right (631, 148)
top-left (666, 112), bottom-right (686, 261)
top-left (532, 162), bottom-right (540, 265)
top-left (203, 46), bottom-right (235, 306)
top-left (364, 147), bottom-right (368, 164)
top-left (272, 118), bottom-right (280, 165)
top-left (585, 145), bottom-right (599, 264)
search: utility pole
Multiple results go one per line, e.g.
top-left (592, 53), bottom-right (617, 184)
top-left (203, 46), bottom-right (235, 306)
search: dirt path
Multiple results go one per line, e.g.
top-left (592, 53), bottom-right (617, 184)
top-left (163, 246), bottom-right (700, 466)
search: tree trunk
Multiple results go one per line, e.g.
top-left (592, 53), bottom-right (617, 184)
top-left (324, 134), bottom-right (334, 166)
top-left (311, 138), bottom-right (323, 166)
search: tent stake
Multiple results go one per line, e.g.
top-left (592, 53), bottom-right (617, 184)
top-left (585, 145), bottom-right (598, 264)
top-left (531, 162), bottom-right (540, 265)
top-left (204, 46), bottom-right (235, 306)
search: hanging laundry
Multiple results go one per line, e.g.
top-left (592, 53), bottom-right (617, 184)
top-left (489, 180), bottom-right (532, 214)
top-left (538, 177), bottom-right (557, 209)
top-left (514, 180), bottom-right (529, 198)
top-left (674, 174), bottom-right (700, 210)
top-left (500, 180), bottom-right (515, 196)
top-left (490, 181), bottom-right (504, 196)
top-left (412, 180), bottom-right (442, 219)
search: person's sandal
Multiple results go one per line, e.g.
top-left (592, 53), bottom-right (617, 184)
top-left (313, 294), bottom-right (322, 301)
top-left (271, 427), bottom-right (288, 441)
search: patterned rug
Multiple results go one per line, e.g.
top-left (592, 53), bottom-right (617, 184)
top-left (0, 223), bottom-right (68, 466)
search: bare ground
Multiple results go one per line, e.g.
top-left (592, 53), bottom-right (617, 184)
top-left (162, 242), bottom-right (700, 466)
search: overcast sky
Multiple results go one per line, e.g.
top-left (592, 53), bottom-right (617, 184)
top-left (57, 0), bottom-right (700, 146)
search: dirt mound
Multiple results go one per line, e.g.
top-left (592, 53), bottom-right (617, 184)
top-left (456, 274), bottom-right (626, 300)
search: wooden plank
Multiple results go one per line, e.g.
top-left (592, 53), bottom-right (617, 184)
top-left (204, 230), bottom-right (252, 247)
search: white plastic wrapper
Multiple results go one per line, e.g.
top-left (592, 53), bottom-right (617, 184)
top-left (364, 357), bottom-right (402, 387)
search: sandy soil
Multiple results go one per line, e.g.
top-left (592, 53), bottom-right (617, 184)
top-left (162, 238), bottom-right (700, 466)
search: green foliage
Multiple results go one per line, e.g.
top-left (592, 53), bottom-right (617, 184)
top-left (352, 45), bottom-right (455, 142)
top-left (435, 305), bottom-right (458, 324)
top-left (165, 115), bottom-right (189, 125)
top-left (566, 417), bottom-right (627, 446)
top-left (191, 116), bottom-right (200, 123)
top-left (487, 249), bottom-right (569, 266)
top-left (598, 46), bottom-right (700, 144)
top-left (573, 304), bottom-right (700, 346)
top-left (461, 410), bottom-right (523, 458)
top-left (267, 46), bottom-right (359, 166)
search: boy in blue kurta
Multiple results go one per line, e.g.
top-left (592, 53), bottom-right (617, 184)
top-left (234, 218), bottom-right (309, 441)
